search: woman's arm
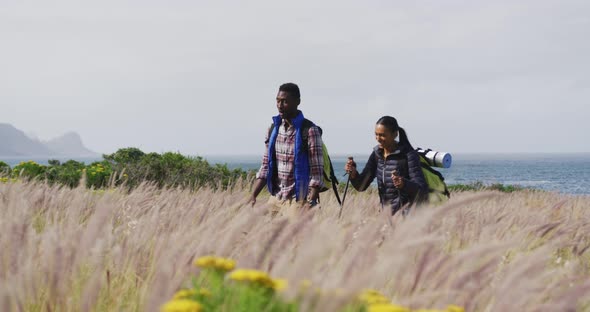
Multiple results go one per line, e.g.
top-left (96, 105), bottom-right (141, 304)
top-left (350, 151), bottom-right (377, 191)
top-left (402, 150), bottom-right (428, 198)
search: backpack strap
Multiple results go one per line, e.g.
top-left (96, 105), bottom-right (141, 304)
top-left (266, 123), bottom-right (274, 144)
top-left (301, 119), bottom-right (341, 204)
top-left (327, 152), bottom-right (342, 205)
top-left (300, 119), bottom-right (322, 148)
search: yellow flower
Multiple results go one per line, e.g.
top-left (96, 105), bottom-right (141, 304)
top-left (173, 289), bottom-right (197, 300)
top-left (229, 269), bottom-right (273, 287)
top-left (172, 288), bottom-right (211, 300)
top-left (229, 269), bottom-right (246, 280)
top-left (271, 278), bottom-right (288, 291)
top-left (367, 303), bottom-right (410, 312)
top-left (358, 289), bottom-right (390, 305)
top-left (446, 305), bottom-right (464, 312)
top-left (195, 256), bottom-right (215, 267)
top-left (194, 256), bottom-right (236, 272)
top-left (160, 299), bottom-right (202, 312)
top-left (217, 258), bottom-right (236, 271)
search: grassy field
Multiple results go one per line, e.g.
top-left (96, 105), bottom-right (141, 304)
top-left (1, 180), bottom-right (589, 311)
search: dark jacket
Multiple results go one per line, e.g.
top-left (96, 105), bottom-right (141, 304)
top-left (351, 144), bottom-right (428, 215)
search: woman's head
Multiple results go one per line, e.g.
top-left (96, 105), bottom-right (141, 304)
top-left (375, 116), bottom-right (413, 150)
top-left (376, 116), bottom-right (399, 134)
top-left (374, 116), bottom-right (399, 150)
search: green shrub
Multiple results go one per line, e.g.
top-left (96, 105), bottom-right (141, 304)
top-left (103, 148), bottom-right (252, 190)
top-left (85, 161), bottom-right (113, 189)
top-left (488, 183), bottom-right (524, 193)
top-left (103, 147), bottom-right (145, 164)
top-left (2, 149), bottom-right (251, 191)
top-left (448, 181), bottom-right (526, 193)
top-left (45, 160), bottom-right (85, 187)
top-left (12, 161), bottom-right (46, 180)
top-left (0, 161), bottom-right (10, 176)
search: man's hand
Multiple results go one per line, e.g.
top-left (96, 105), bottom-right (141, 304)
top-left (303, 198), bottom-right (318, 210)
top-left (305, 186), bottom-right (320, 210)
top-left (250, 178), bottom-right (266, 207)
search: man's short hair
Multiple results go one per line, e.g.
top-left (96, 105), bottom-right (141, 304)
top-left (279, 83), bottom-right (300, 99)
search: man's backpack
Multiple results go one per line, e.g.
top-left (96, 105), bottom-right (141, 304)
top-left (415, 148), bottom-right (450, 205)
top-left (267, 119), bottom-right (342, 205)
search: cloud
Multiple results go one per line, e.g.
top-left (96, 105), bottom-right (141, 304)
top-left (1, 0), bottom-right (589, 155)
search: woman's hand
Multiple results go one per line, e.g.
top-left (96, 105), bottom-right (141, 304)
top-left (344, 157), bottom-right (358, 179)
top-left (392, 169), bottom-right (405, 189)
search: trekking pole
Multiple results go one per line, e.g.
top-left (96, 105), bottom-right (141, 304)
top-left (338, 156), bottom-right (353, 219)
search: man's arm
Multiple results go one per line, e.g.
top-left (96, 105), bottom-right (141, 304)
top-left (250, 178), bottom-right (266, 206)
top-left (251, 127), bottom-right (271, 206)
top-left (306, 125), bottom-right (324, 205)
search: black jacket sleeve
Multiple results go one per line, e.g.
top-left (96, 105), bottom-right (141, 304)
top-left (402, 150), bottom-right (428, 200)
top-left (351, 151), bottom-right (377, 192)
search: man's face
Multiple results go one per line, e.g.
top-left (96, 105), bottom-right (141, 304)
top-left (276, 91), bottom-right (300, 120)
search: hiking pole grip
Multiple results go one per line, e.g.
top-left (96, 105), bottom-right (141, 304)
top-left (339, 157), bottom-right (354, 219)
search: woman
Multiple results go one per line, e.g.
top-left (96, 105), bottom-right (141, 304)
top-left (344, 116), bottom-right (428, 215)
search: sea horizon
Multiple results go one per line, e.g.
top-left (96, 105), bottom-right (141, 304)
top-left (2, 152), bottom-right (589, 195)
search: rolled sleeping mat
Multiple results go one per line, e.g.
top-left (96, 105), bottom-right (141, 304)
top-left (416, 148), bottom-right (452, 168)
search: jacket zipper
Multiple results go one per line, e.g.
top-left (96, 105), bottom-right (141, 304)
top-left (382, 157), bottom-right (387, 211)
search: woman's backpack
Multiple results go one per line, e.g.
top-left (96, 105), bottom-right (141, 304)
top-left (415, 149), bottom-right (450, 204)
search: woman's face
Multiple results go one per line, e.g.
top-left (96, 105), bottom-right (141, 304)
top-left (375, 124), bottom-right (398, 150)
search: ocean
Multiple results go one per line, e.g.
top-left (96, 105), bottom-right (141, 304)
top-left (204, 153), bottom-right (590, 195)
top-left (2, 154), bottom-right (589, 195)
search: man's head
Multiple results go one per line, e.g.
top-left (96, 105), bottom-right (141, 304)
top-left (276, 82), bottom-right (301, 120)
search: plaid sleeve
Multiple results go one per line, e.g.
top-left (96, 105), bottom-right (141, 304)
top-left (255, 128), bottom-right (270, 179)
top-left (307, 126), bottom-right (324, 188)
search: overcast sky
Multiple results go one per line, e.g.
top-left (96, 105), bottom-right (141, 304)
top-left (1, 0), bottom-right (589, 157)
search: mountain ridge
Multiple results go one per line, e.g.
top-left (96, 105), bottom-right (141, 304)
top-left (0, 123), bottom-right (100, 157)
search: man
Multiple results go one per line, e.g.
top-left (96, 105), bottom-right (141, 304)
top-left (250, 82), bottom-right (324, 211)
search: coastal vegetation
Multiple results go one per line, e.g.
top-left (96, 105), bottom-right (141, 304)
top-left (2, 149), bottom-right (587, 311)
top-left (1, 148), bottom-right (252, 191)
top-left (446, 182), bottom-right (527, 193)
top-left (1, 176), bottom-right (589, 311)
top-left (1, 148), bottom-right (527, 194)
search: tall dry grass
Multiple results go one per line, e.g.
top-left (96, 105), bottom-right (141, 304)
top-left (1, 180), bottom-right (589, 311)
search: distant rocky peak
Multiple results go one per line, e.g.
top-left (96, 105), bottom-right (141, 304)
top-left (0, 123), bottom-right (99, 157)
top-left (46, 131), bottom-right (83, 145)
top-left (44, 131), bottom-right (98, 157)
